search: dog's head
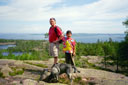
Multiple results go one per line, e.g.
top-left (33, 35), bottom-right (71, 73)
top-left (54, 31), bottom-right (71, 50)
top-left (40, 69), bottom-right (50, 80)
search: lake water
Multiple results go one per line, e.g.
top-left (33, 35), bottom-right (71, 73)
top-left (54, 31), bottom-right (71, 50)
top-left (0, 33), bottom-right (126, 43)
top-left (1, 52), bottom-right (31, 56)
top-left (0, 45), bottom-right (24, 56)
top-left (0, 44), bottom-right (16, 49)
top-left (2, 52), bottom-right (23, 56)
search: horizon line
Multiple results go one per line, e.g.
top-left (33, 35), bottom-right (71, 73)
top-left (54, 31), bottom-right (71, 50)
top-left (0, 33), bottom-right (125, 34)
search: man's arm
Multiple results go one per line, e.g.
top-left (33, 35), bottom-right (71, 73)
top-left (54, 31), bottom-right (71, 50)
top-left (53, 26), bottom-right (63, 43)
top-left (57, 34), bottom-right (63, 41)
top-left (53, 34), bottom-right (63, 43)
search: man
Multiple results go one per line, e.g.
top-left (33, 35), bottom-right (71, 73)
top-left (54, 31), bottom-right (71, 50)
top-left (48, 18), bottom-right (63, 65)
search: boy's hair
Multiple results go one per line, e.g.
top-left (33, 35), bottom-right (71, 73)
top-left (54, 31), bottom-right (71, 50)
top-left (66, 30), bottom-right (72, 34)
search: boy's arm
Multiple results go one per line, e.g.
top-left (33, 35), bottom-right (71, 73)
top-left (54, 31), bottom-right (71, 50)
top-left (72, 40), bottom-right (76, 56)
top-left (73, 45), bottom-right (76, 56)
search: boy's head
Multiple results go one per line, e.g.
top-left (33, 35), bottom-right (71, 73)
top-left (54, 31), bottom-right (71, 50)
top-left (66, 30), bottom-right (72, 38)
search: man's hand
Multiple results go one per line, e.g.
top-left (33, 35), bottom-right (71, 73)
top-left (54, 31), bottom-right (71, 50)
top-left (53, 40), bottom-right (58, 44)
top-left (53, 34), bottom-right (63, 44)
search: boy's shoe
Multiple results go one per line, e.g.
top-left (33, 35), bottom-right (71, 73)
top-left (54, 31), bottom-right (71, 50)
top-left (77, 70), bottom-right (80, 73)
top-left (73, 66), bottom-right (80, 73)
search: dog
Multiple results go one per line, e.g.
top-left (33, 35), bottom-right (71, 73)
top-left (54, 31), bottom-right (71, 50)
top-left (51, 63), bottom-right (73, 82)
top-left (49, 63), bottom-right (80, 83)
top-left (40, 63), bottom-right (80, 84)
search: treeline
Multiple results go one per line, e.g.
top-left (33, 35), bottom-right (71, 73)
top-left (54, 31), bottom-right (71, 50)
top-left (76, 38), bottom-right (118, 56)
top-left (75, 38), bottom-right (128, 73)
top-left (0, 39), bottom-right (15, 42)
top-left (0, 39), bottom-right (47, 52)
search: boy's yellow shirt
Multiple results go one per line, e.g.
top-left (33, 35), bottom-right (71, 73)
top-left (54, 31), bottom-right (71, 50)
top-left (63, 40), bottom-right (72, 52)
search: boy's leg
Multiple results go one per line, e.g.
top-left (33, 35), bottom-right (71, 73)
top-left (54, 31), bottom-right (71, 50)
top-left (70, 53), bottom-right (75, 66)
top-left (70, 54), bottom-right (80, 73)
top-left (65, 53), bottom-right (75, 65)
top-left (68, 53), bottom-right (77, 73)
top-left (65, 53), bottom-right (80, 73)
top-left (65, 53), bottom-right (70, 64)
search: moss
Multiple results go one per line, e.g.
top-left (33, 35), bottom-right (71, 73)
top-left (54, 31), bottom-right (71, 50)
top-left (58, 77), bottom-right (70, 84)
top-left (16, 70), bottom-right (24, 75)
top-left (35, 64), bottom-right (48, 68)
top-left (9, 70), bottom-right (24, 76)
top-left (73, 76), bottom-right (82, 82)
top-left (9, 72), bottom-right (16, 76)
top-left (9, 67), bottom-right (24, 76)
top-left (75, 58), bottom-right (97, 69)
top-left (59, 59), bottom-right (65, 63)
top-left (24, 62), bottom-right (48, 68)
top-left (58, 76), bottom-right (88, 85)
top-left (0, 72), bottom-right (5, 78)
top-left (73, 77), bottom-right (86, 85)
top-left (11, 67), bottom-right (16, 71)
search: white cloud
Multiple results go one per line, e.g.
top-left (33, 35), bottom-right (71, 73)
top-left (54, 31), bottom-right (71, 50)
top-left (0, 0), bottom-right (63, 21)
top-left (56, 0), bottom-right (128, 21)
top-left (1, 23), bottom-right (47, 33)
top-left (71, 20), bottom-right (125, 33)
top-left (0, 0), bottom-right (128, 33)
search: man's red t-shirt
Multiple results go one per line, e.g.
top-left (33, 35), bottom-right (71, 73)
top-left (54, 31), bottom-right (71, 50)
top-left (49, 25), bottom-right (62, 43)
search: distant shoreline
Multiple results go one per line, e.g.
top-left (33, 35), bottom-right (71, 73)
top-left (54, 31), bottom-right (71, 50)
top-left (0, 42), bottom-right (16, 45)
top-left (0, 33), bottom-right (125, 43)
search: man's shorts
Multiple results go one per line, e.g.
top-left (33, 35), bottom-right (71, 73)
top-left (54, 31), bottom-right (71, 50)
top-left (49, 43), bottom-right (59, 57)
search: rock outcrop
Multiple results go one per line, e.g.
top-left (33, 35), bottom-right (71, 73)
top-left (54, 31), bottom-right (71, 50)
top-left (0, 58), bottom-right (128, 85)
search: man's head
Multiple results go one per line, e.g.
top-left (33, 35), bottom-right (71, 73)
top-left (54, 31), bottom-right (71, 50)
top-left (49, 18), bottom-right (56, 27)
top-left (66, 30), bottom-right (72, 38)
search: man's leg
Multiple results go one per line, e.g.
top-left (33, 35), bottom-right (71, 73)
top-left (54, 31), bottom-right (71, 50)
top-left (53, 43), bottom-right (59, 65)
top-left (54, 57), bottom-right (58, 64)
top-left (50, 43), bottom-right (58, 65)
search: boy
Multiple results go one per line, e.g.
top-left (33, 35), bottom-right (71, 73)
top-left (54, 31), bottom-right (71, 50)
top-left (63, 30), bottom-right (80, 73)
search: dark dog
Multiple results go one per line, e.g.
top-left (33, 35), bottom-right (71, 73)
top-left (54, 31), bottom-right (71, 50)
top-left (40, 63), bottom-right (80, 84)
top-left (51, 63), bottom-right (74, 82)
top-left (50, 63), bottom-right (80, 82)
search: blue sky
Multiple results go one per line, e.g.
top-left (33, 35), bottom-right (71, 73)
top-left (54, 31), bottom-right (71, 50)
top-left (0, 0), bottom-right (128, 33)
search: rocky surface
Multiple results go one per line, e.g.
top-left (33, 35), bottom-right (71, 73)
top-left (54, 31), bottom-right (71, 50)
top-left (0, 58), bottom-right (128, 85)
